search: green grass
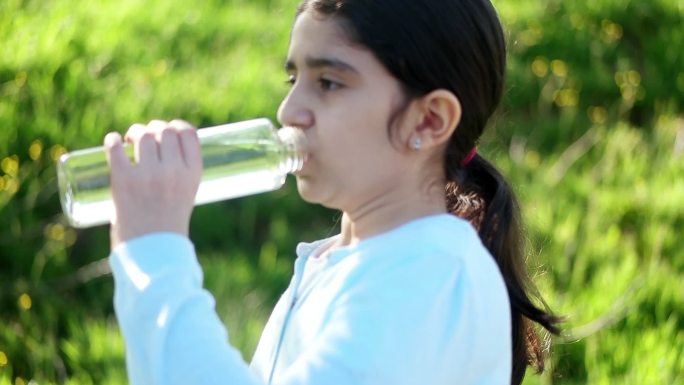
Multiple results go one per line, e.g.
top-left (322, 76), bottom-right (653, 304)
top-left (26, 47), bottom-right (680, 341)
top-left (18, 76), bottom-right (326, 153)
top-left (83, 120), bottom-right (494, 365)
top-left (1, 0), bottom-right (682, 384)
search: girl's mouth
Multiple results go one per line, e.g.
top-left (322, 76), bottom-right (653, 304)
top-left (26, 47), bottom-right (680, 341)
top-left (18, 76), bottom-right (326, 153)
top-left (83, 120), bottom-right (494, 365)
top-left (293, 153), bottom-right (310, 176)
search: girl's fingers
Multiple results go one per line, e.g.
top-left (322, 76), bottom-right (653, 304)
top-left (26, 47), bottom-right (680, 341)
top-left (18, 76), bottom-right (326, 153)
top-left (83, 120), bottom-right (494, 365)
top-left (125, 123), bottom-right (159, 164)
top-left (137, 131), bottom-right (159, 164)
top-left (120, 119), bottom-right (199, 169)
top-left (104, 132), bottom-right (131, 193)
top-left (170, 119), bottom-right (201, 170)
top-left (158, 127), bottom-right (182, 166)
top-left (124, 123), bottom-right (146, 143)
top-left (104, 132), bottom-right (130, 178)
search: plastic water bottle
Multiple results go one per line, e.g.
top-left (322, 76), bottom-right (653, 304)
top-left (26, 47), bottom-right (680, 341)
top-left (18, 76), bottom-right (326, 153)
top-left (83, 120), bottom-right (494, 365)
top-left (57, 118), bottom-right (307, 228)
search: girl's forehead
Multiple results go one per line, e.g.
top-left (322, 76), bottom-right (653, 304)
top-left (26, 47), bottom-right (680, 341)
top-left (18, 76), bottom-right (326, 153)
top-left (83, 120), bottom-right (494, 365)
top-left (289, 11), bottom-right (355, 55)
top-left (287, 10), bottom-right (397, 83)
top-left (287, 11), bottom-right (383, 73)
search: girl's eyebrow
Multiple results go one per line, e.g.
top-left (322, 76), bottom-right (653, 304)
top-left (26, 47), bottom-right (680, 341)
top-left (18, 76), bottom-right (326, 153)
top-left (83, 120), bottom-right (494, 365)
top-left (284, 56), bottom-right (359, 74)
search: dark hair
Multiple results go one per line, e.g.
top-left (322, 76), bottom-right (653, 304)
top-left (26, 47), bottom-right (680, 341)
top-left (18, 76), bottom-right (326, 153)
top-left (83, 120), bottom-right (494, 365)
top-left (296, 0), bottom-right (561, 383)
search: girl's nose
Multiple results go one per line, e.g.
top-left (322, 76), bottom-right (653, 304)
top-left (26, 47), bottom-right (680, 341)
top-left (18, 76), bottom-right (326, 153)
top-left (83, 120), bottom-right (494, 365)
top-left (277, 85), bottom-right (314, 130)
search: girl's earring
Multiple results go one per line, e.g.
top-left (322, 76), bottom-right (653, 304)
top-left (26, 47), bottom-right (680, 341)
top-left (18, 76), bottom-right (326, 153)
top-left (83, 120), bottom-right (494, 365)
top-left (412, 137), bottom-right (422, 151)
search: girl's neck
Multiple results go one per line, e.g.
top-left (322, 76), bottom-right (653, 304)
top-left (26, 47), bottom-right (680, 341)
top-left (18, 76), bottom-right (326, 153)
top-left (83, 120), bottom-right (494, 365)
top-left (336, 187), bottom-right (447, 248)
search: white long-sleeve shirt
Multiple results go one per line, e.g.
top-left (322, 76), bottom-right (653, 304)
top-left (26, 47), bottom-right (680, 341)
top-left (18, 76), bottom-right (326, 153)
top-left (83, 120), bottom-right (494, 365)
top-left (109, 213), bottom-right (512, 385)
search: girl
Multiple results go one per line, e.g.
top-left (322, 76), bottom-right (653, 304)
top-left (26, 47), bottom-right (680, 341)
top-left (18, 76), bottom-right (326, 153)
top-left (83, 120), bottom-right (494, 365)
top-left (104, 0), bottom-right (560, 384)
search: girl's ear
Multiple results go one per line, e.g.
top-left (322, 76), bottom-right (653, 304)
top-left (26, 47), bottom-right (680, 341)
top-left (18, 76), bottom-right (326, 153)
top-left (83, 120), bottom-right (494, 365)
top-left (408, 89), bottom-right (462, 151)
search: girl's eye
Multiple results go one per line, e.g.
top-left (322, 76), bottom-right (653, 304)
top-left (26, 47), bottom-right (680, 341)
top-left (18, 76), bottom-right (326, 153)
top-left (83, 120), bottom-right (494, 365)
top-left (285, 75), bottom-right (296, 86)
top-left (284, 75), bottom-right (343, 91)
top-left (318, 77), bottom-right (343, 91)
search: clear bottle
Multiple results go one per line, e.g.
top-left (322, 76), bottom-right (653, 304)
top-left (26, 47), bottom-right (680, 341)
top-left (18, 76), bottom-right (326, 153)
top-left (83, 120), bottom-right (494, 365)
top-left (57, 118), bottom-right (306, 228)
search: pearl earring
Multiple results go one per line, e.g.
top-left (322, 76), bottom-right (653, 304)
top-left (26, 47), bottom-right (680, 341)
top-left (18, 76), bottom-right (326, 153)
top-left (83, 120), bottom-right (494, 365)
top-left (412, 137), bottom-right (422, 151)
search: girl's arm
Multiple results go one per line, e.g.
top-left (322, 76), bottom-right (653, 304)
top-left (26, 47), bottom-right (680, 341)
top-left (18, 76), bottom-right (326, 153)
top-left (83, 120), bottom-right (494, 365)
top-left (106, 120), bottom-right (263, 384)
top-left (110, 233), bottom-right (263, 385)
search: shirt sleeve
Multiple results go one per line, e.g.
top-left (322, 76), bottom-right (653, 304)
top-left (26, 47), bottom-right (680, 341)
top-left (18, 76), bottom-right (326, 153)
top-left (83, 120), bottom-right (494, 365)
top-left (109, 232), bottom-right (263, 385)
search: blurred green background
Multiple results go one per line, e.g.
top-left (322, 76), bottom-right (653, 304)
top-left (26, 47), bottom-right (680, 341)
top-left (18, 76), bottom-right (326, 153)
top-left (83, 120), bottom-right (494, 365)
top-left (1, 0), bottom-right (682, 384)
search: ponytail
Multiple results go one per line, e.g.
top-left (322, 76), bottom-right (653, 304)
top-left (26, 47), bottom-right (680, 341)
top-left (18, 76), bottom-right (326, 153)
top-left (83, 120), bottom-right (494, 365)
top-left (446, 154), bottom-right (562, 385)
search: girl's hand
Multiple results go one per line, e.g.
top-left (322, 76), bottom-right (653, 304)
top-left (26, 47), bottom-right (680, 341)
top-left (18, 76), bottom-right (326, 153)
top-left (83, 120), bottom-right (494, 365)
top-left (104, 119), bottom-right (202, 249)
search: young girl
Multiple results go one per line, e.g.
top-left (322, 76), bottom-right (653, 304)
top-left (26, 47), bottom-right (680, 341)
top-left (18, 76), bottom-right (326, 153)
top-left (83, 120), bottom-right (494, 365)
top-left (104, 0), bottom-right (560, 384)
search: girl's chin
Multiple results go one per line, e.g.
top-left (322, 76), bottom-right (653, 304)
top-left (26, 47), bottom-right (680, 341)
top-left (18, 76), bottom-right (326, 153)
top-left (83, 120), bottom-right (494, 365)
top-left (294, 178), bottom-right (332, 206)
top-left (294, 178), bottom-right (317, 202)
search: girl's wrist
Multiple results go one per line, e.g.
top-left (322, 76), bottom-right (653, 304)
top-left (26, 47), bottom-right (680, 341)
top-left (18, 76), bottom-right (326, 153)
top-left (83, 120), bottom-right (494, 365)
top-left (110, 222), bottom-right (189, 250)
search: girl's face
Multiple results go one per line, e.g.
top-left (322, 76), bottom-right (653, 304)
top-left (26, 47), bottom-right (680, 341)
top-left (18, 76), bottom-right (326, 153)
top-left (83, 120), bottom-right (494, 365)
top-left (278, 10), bottom-right (416, 212)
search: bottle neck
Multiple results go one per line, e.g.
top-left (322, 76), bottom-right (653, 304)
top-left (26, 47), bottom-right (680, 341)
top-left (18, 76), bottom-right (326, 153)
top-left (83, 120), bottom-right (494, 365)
top-left (277, 127), bottom-right (307, 174)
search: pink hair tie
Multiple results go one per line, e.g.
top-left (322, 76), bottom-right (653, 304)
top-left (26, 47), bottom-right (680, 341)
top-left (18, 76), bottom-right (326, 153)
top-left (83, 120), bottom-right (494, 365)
top-left (461, 148), bottom-right (477, 167)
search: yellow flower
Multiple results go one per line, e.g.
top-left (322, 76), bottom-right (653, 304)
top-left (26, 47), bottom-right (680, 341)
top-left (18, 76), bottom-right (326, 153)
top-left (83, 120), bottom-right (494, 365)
top-left (18, 293), bottom-right (32, 311)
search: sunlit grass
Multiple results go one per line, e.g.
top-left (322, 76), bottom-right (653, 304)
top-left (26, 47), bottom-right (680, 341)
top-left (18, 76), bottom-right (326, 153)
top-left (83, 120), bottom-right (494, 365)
top-left (1, 0), bottom-right (682, 384)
